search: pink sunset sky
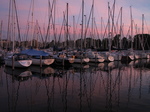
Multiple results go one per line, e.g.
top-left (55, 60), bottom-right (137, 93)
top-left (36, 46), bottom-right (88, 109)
top-left (0, 0), bottom-right (150, 41)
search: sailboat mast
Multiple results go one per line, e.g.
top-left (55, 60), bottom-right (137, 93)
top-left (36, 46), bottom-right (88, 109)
top-left (0, 20), bottom-right (2, 48)
top-left (6, 0), bottom-right (12, 51)
top-left (84, 15), bottom-right (86, 49)
top-left (130, 6), bottom-right (133, 51)
top-left (141, 14), bottom-right (144, 51)
top-left (73, 16), bottom-right (76, 49)
top-left (45, 0), bottom-right (54, 48)
top-left (110, 0), bottom-right (116, 51)
top-left (142, 14), bottom-right (144, 35)
top-left (31, 0), bottom-right (34, 47)
top-left (81, 0), bottom-right (84, 50)
top-left (53, 0), bottom-right (56, 46)
top-left (12, 0), bottom-right (15, 52)
top-left (101, 17), bottom-right (103, 49)
top-left (119, 7), bottom-right (122, 50)
top-left (111, 0), bottom-right (116, 36)
top-left (94, 18), bottom-right (100, 48)
top-left (63, 12), bottom-right (66, 48)
top-left (13, 0), bottom-right (21, 44)
top-left (66, 3), bottom-right (69, 52)
top-left (108, 2), bottom-right (111, 51)
top-left (91, 0), bottom-right (94, 48)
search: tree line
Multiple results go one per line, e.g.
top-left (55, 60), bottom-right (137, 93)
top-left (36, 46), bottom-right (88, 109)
top-left (1, 34), bottom-right (150, 51)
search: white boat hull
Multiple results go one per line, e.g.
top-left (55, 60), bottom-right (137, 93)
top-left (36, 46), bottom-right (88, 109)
top-left (89, 58), bottom-right (105, 63)
top-left (104, 55), bottom-right (114, 62)
top-left (32, 58), bottom-right (55, 65)
top-left (86, 51), bottom-right (105, 63)
top-left (98, 52), bottom-right (114, 62)
top-left (5, 59), bottom-right (32, 68)
top-left (129, 55), bottom-right (134, 60)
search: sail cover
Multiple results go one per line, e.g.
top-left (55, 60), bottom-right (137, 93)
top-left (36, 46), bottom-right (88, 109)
top-left (21, 49), bottom-right (49, 56)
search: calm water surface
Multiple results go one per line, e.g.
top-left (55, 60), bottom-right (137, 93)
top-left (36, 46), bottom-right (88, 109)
top-left (0, 60), bottom-right (150, 112)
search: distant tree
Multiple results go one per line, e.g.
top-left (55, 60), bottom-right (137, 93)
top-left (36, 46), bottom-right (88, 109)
top-left (102, 38), bottom-right (109, 50)
top-left (112, 34), bottom-right (120, 49)
top-left (95, 39), bottom-right (101, 49)
top-left (134, 34), bottom-right (150, 50)
top-left (122, 37), bottom-right (128, 49)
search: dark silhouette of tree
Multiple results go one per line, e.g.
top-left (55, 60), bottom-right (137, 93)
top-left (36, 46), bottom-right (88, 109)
top-left (122, 37), bottom-right (128, 49)
top-left (134, 34), bottom-right (150, 50)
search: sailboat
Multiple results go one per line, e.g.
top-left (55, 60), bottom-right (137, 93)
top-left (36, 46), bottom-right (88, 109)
top-left (86, 50), bottom-right (105, 63)
top-left (121, 49), bottom-right (134, 62)
top-left (138, 14), bottom-right (149, 59)
top-left (21, 48), bottom-right (55, 66)
top-left (98, 1), bottom-right (116, 62)
top-left (83, 1), bottom-right (104, 63)
top-left (53, 51), bottom-right (75, 66)
top-left (51, 3), bottom-right (75, 66)
top-left (121, 6), bottom-right (135, 62)
top-left (72, 0), bottom-right (90, 64)
top-left (5, 53), bottom-right (32, 68)
top-left (73, 50), bottom-right (90, 64)
top-left (4, 0), bottom-right (32, 68)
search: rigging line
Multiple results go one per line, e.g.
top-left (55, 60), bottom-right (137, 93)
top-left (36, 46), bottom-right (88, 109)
top-left (63, 10), bottom-right (68, 44)
top-left (75, 2), bottom-right (82, 31)
top-left (84, 1), bottom-right (93, 40)
top-left (36, 20), bottom-right (44, 44)
top-left (114, 7), bottom-right (122, 35)
top-left (141, 14), bottom-right (145, 50)
top-left (122, 26), bottom-right (130, 49)
top-left (30, 0), bottom-right (34, 47)
top-left (115, 7), bottom-right (121, 34)
top-left (102, 18), bottom-right (109, 39)
top-left (121, 23), bottom-right (125, 38)
top-left (94, 18), bottom-right (100, 40)
top-left (6, 0), bottom-right (12, 50)
top-left (0, 20), bottom-right (3, 48)
top-left (27, 0), bottom-right (33, 23)
top-left (133, 20), bottom-right (138, 34)
top-left (49, 1), bottom-right (57, 43)
top-left (13, 0), bottom-right (21, 42)
top-left (24, 0), bottom-right (34, 42)
top-left (144, 18), bottom-right (150, 33)
top-left (45, 0), bottom-right (55, 47)
top-left (126, 26), bottom-right (130, 38)
top-left (52, 0), bottom-right (57, 46)
top-left (104, 2), bottom-right (112, 44)
top-left (101, 17), bottom-right (107, 39)
top-left (58, 12), bottom-right (66, 45)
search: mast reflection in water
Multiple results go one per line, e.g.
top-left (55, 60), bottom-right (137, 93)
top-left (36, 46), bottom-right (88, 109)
top-left (0, 59), bottom-right (150, 112)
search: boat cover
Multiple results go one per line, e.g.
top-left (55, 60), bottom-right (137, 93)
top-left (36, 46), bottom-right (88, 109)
top-left (21, 49), bottom-right (49, 56)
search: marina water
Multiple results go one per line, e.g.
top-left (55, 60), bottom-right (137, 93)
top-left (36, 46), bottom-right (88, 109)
top-left (0, 60), bottom-right (150, 112)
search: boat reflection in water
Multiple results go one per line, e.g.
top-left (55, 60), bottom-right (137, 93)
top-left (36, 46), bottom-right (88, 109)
top-left (4, 66), bottom-right (32, 81)
top-left (72, 63), bottom-right (89, 69)
top-left (29, 65), bottom-right (55, 78)
top-left (1, 59), bottom-right (150, 112)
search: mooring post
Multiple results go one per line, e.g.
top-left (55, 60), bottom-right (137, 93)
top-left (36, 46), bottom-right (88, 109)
top-left (12, 55), bottom-right (14, 70)
top-left (40, 55), bottom-right (42, 67)
top-left (63, 54), bottom-right (64, 66)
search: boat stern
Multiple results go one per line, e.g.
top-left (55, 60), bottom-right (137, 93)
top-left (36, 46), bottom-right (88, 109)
top-left (19, 60), bottom-right (32, 67)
